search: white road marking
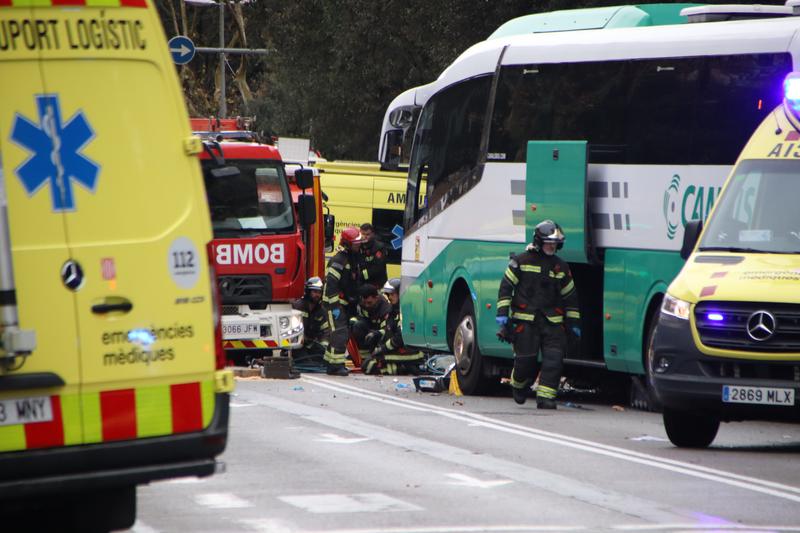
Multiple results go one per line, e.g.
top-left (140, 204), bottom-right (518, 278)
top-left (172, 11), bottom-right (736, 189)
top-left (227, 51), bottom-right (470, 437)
top-left (302, 376), bottom-right (800, 503)
top-left (293, 527), bottom-right (586, 533)
top-left (195, 492), bottom-right (253, 509)
top-left (628, 435), bottom-right (669, 442)
top-left (130, 521), bottom-right (161, 533)
top-left (161, 476), bottom-right (205, 484)
top-left (612, 525), bottom-right (800, 531)
top-left (279, 492), bottom-right (422, 513)
top-left (238, 518), bottom-right (298, 533)
top-left (445, 472), bottom-right (513, 489)
top-left (315, 432), bottom-right (371, 444)
top-left (240, 387), bottom-right (689, 523)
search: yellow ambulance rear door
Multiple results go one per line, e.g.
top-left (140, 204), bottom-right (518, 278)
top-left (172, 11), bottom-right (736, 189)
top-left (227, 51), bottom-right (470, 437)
top-left (33, 2), bottom-right (217, 444)
top-left (0, 5), bottom-right (83, 452)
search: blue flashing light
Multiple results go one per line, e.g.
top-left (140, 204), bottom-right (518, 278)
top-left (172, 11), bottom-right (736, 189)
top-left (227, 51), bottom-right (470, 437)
top-left (128, 328), bottom-right (156, 347)
top-left (784, 73), bottom-right (800, 113)
top-left (707, 312), bottom-right (724, 322)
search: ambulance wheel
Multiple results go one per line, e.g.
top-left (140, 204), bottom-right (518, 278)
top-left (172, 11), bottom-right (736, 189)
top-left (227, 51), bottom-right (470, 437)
top-left (71, 486), bottom-right (136, 532)
top-left (452, 298), bottom-right (486, 395)
top-left (663, 408), bottom-right (720, 448)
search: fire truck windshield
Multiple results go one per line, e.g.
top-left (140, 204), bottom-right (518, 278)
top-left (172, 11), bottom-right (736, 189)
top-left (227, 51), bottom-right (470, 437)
top-left (202, 160), bottom-right (295, 236)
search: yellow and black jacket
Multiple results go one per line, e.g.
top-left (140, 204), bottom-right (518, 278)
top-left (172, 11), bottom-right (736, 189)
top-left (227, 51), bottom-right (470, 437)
top-left (292, 297), bottom-right (330, 347)
top-left (496, 244), bottom-right (580, 325)
top-left (323, 247), bottom-right (362, 310)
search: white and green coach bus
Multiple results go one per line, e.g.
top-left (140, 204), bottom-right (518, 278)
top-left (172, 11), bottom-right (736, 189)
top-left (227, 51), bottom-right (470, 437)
top-left (380, 3), bottom-right (800, 402)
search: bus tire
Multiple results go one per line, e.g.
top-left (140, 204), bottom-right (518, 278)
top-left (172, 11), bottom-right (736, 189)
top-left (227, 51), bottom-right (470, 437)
top-left (631, 310), bottom-right (664, 412)
top-left (663, 408), bottom-right (720, 448)
top-left (452, 298), bottom-right (486, 395)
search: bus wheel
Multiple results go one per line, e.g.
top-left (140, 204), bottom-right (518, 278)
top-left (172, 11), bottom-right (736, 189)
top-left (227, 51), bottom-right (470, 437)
top-left (631, 315), bottom-right (664, 412)
top-left (452, 298), bottom-right (485, 395)
top-left (663, 408), bottom-right (720, 448)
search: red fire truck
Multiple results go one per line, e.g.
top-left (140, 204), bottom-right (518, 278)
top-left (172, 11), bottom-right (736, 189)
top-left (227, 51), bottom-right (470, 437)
top-left (191, 118), bottom-right (330, 364)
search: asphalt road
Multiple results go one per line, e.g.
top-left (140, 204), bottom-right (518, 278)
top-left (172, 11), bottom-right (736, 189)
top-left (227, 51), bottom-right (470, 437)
top-left (129, 374), bottom-right (800, 533)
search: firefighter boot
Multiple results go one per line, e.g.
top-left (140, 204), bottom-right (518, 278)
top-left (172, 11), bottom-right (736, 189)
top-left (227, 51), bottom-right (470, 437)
top-left (536, 397), bottom-right (557, 410)
top-left (326, 365), bottom-right (349, 376)
top-left (512, 386), bottom-right (528, 405)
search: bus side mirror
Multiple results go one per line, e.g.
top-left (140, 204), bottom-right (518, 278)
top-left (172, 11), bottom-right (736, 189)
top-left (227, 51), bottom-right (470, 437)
top-left (681, 219), bottom-right (703, 260)
top-left (324, 213), bottom-right (335, 252)
top-left (297, 194), bottom-right (316, 227)
top-left (380, 130), bottom-right (403, 171)
top-left (295, 168), bottom-right (314, 190)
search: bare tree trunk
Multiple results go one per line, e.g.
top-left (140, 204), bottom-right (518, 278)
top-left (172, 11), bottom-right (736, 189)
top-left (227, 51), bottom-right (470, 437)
top-left (229, 1), bottom-right (253, 107)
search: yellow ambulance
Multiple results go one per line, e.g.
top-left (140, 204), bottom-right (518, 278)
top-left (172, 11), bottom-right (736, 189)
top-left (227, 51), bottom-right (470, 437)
top-left (315, 160), bottom-right (422, 279)
top-left (651, 72), bottom-right (800, 448)
top-left (0, 1), bottom-right (233, 530)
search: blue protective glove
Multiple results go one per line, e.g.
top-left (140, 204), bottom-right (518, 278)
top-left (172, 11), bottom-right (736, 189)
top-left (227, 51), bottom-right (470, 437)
top-left (571, 326), bottom-right (581, 338)
top-left (331, 308), bottom-right (341, 320)
top-left (496, 316), bottom-right (509, 327)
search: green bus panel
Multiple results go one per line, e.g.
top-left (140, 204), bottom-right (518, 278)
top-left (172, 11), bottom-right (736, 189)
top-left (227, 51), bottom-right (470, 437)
top-left (526, 141), bottom-right (590, 264)
top-left (602, 248), bottom-right (685, 373)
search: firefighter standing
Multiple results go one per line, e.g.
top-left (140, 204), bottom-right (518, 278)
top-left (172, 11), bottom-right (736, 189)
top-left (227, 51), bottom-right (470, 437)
top-left (323, 227), bottom-right (365, 376)
top-left (291, 276), bottom-right (330, 369)
top-left (359, 223), bottom-right (389, 290)
top-left (362, 278), bottom-right (425, 375)
top-left (496, 220), bottom-right (581, 409)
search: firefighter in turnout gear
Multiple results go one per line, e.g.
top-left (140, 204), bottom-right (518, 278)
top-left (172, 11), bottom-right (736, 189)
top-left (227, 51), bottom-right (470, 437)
top-left (362, 278), bottom-right (425, 375)
top-left (496, 220), bottom-right (581, 409)
top-left (350, 284), bottom-right (392, 370)
top-left (323, 227), bottom-right (365, 375)
top-left (291, 277), bottom-right (330, 369)
top-left (359, 223), bottom-right (389, 290)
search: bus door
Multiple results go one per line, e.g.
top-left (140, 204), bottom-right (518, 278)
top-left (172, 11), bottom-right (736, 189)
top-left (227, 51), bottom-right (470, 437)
top-left (525, 141), bottom-right (598, 360)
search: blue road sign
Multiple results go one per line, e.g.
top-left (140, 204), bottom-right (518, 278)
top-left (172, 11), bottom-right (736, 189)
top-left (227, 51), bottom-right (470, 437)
top-left (169, 35), bottom-right (196, 65)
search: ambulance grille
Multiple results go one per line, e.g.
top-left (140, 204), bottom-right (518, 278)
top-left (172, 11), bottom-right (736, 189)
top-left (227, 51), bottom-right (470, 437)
top-left (694, 301), bottom-right (800, 352)
top-left (218, 275), bottom-right (272, 305)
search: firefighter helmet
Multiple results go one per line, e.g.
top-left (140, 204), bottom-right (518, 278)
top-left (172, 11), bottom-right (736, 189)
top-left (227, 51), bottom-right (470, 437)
top-left (305, 276), bottom-right (323, 292)
top-left (381, 278), bottom-right (401, 294)
top-left (533, 219), bottom-right (565, 250)
top-left (340, 226), bottom-right (364, 246)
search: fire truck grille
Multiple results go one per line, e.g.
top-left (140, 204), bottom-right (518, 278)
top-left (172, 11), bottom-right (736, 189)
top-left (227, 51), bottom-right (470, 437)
top-left (694, 301), bottom-right (800, 353)
top-left (217, 275), bottom-right (272, 305)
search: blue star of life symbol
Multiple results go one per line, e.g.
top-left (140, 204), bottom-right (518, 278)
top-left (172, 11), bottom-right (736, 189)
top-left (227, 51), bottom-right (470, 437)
top-left (10, 95), bottom-right (99, 211)
top-left (391, 224), bottom-right (404, 250)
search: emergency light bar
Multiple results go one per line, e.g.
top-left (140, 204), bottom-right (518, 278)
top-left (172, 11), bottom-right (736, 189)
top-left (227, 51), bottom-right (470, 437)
top-left (783, 72), bottom-right (800, 116)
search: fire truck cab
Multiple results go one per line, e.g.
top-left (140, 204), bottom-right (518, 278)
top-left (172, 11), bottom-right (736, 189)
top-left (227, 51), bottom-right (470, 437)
top-left (193, 119), bottom-right (327, 362)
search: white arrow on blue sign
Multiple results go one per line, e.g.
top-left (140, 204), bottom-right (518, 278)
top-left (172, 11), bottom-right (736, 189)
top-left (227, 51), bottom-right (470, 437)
top-left (168, 35), bottom-right (196, 65)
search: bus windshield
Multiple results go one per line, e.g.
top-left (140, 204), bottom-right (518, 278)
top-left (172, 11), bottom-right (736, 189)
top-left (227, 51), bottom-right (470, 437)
top-left (202, 160), bottom-right (294, 236)
top-left (699, 159), bottom-right (800, 254)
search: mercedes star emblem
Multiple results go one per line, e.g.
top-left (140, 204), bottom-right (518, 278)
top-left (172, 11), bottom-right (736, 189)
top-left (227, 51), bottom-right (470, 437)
top-left (61, 260), bottom-right (85, 291)
top-left (746, 310), bottom-right (776, 342)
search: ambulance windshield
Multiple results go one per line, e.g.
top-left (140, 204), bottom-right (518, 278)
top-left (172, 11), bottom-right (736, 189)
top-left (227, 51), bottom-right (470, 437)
top-left (699, 159), bottom-right (800, 254)
top-left (203, 160), bottom-right (294, 235)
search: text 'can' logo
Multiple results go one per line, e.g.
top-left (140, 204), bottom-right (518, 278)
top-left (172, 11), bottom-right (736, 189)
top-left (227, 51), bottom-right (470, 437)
top-left (10, 95), bottom-right (100, 212)
top-left (663, 174), bottom-right (681, 240)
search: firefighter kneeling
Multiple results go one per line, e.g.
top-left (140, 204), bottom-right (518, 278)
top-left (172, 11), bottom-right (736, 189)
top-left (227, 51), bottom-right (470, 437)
top-left (496, 220), bottom-right (581, 409)
top-left (357, 279), bottom-right (424, 375)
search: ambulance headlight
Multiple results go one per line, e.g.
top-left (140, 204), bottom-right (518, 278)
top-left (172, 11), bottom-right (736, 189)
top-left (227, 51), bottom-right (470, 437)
top-left (661, 293), bottom-right (691, 321)
top-left (783, 72), bottom-right (800, 115)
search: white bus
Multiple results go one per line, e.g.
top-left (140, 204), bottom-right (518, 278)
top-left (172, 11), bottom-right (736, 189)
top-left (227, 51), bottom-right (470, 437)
top-left (381, 4), bottom-right (800, 403)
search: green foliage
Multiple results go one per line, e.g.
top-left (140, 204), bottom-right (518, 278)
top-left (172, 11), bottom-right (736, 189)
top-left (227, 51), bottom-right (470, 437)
top-left (161, 0), bottom-right (785, 160)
